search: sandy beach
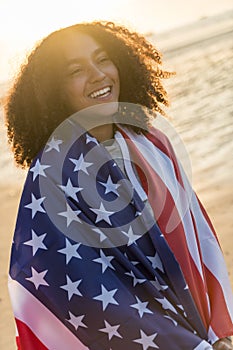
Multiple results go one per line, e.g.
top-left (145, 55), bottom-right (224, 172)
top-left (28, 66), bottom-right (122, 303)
top-left (0, 10), bottom-right (233, 349)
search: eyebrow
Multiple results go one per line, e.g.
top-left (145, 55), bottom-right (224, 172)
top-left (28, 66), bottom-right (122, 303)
top-left (66, 47), bottom-right (107, 66)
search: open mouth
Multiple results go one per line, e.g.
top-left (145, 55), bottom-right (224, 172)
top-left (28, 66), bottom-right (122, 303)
top-left (89, 86), bottom-right (112, 99)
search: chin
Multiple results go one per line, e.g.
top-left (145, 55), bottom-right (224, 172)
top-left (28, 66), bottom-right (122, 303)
top-left (94, 101), bottom-right (119, 116)
top-left (72, 102), bottom-right (119, 131)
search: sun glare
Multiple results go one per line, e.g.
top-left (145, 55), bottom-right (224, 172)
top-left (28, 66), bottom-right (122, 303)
top-left (0, 0), bottom-right (126, 82)
top-left (1, 0), bottom-right (233, 82)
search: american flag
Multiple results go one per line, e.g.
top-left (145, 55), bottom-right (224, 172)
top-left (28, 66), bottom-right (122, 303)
top-left (8, 121), bottom-right (233, 349)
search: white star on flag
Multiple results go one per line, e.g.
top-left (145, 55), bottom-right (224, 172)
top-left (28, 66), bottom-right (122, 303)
top-left (155, 297), bottom-right (178, 314)
top-left (150, 277), bottom-right (168, 291)
top-left (93, 250), bottom-right (115, 273)
top-left (177, 304), bottom-right (184, 311)
top-left (58, 204), bottom-right (81, 227)
top-left (125, 270), bottom-right (146, 287)
top-left (69, 154), bottom-right (93, 174)
top-left (164, 315), bottom-right (178, 326)
top-left (90, 202), bottom-right (114, 225)
top-left (86, 134), bottom-right (98, 144)
top-left (177, 304), bottom-right (187, 318)
top-left (92, 227), bottom-right (107, 242)
top-left (60, 275), bottom-right (82, 301)
top-left (131, 260), bottom-right (140, 266)
top-left (23, 229), bottom-right (47, 256)
top-left (93, 284), bottom-right (119, 311)
top-left (130, 296), bottom-right (153, 318)
top-left (26, 267), bottom-right (49, 290)
top-left (29, 159), bottom-right (51, 181)
top-left (66, 312), bottom-right (87, 330)
top-left (121, 226), bottom-right (141, 246)
top-left (124, 252), bottom-right (139, 266)
top-left (133, 330), bottom-right (159, 350)
top-left (58, 238), bottom-right (82, 264)
top-left (99, 175), bottom-right (120, 196)
top-left (59, 178), bottom-right (83, 201)
top-left (99, 320), bottom-right (122, 340)
top-left (24, 193), bottom-right (46, 218)
top-left (147, 252), bottom-right (164, 273)
top-left (45, 137), bottom-right (63, 152)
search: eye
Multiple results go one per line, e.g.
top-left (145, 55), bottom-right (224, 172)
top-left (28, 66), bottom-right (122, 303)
top-left (97, 55), bottom-right (110, 64)
top-left (68, 66), bottom-right (83, 76)
top-left (72, 68), bottom-right (83, 75)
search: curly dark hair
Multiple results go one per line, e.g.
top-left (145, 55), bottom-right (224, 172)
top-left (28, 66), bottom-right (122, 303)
top-left (4, 21), bottom-right (175, 168)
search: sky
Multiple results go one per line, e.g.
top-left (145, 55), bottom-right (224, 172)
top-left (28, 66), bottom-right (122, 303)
top-left (0, 0), bottom-right (233, 82)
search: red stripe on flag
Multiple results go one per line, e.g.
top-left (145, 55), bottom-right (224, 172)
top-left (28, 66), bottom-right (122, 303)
top-left (147, 127), bottom-right (185, 188)
top-left (15, 318), bottom-right (48, 350)
top-left (196, 195), bottom-right (220, 243)
top-left (205, 267), bottom-right (233, 338)
top-left (117, 126), bottom-right (233, 336)
top-left (152, 171), bottom-right (209, 329)
top-left (122, 129), bottom-right (210, 328)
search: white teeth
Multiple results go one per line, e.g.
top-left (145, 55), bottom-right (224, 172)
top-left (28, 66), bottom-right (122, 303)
top-left (90, 86), bottom-right (111, 99)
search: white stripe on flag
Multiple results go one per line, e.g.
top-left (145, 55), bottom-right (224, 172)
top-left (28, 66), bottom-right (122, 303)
top-left (130, 131), bottom-right (233, 321)
top-left (190, 194), bottom-right (233, 321)
top-left (115, 131), bottom-right (148, 202)
top-left (207, 326), bottom-right (218, 345)
top-left (125, 130), bottom-right (205, 281)
top-left (8, 277), bottom-right (88, 350)
top-left (193, 340), bottom-right (213, 350)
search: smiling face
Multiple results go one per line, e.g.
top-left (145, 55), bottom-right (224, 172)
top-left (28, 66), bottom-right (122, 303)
top-left (62, 32), bottom-right (120, 115)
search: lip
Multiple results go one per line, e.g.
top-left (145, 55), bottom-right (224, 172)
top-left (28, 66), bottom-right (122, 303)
top-left (88, 85), bottom-right (112, 99)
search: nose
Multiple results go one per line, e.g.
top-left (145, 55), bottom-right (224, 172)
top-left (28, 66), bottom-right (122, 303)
top-left (88, 63), bottom-right (106, 83)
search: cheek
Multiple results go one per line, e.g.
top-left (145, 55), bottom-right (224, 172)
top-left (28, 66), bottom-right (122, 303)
top-left (66, 80), bottom-right (83, 98)
top-left (63, 80), bottom-right (86, 110)
top-left (107, 65), bottom-right (120, 98)
top-left (114, 68), bottom-right (120, 94)
top-left (112, 66), bottom-right (120, 83)
top-left (106, 62), bottom-right (120, 84)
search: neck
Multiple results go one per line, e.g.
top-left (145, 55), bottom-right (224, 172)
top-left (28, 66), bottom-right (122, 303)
top-left (89, 124), bottom-right (114, 143)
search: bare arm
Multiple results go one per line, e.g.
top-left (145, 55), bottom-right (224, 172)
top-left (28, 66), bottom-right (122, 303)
top-left (213, 338), bottom-right (233, 350)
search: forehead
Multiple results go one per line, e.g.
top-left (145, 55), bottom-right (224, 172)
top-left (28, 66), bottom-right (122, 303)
top-left (62, 32), bottom-right (103, 61)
